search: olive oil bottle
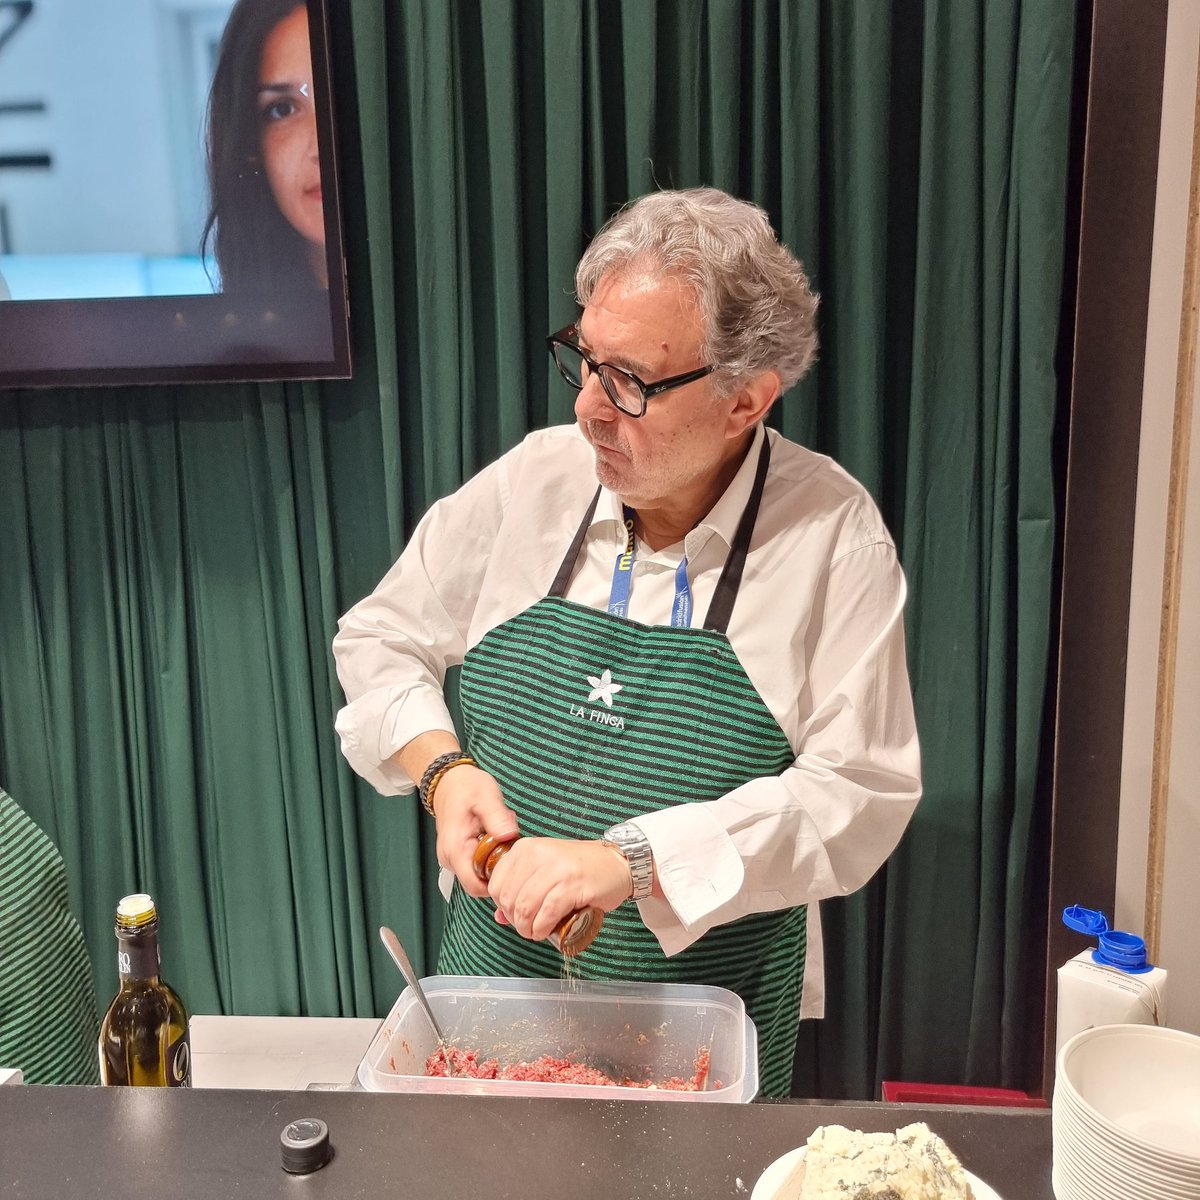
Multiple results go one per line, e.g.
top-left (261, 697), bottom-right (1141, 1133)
top-left (98, 893), bottom-right (191, 1086)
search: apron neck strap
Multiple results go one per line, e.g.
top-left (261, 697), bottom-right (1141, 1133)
top-left (702, 431), bottom-right (771, 634)
top-left (549, 486), bottom-right (601, 598)
top-left (548, 431), bottom-right (773, 633)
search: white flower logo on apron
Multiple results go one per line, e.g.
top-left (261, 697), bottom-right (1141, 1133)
top-left (586, 669), bottom-right (623, 707)
top-left (570, 668), bottom-right (627, 728)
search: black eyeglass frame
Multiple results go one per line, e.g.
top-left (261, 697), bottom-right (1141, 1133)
top-left (545, 323), bottom-right (715, 417)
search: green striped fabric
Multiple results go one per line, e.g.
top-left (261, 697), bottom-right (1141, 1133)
top-left (440, 596), bottom-right (806, 1098)
top-left (0, 788), bottom-right (101, 1084)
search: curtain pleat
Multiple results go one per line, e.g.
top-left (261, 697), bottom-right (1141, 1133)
top-left (0, 0), bottom-right (1077, 1096)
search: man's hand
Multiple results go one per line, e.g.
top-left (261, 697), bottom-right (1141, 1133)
top-left (393, 733), bottom-right (519, 896)
top-left (485, 838), bottom-right (633, 942)
top-left (430, 764), bottom-right (519, 897)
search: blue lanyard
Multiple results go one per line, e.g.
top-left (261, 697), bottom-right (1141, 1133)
top-left (607, 506), bottom-right (693, 627)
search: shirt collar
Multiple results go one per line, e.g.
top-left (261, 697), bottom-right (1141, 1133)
top-left (591, 422), bottom-right (767, 552)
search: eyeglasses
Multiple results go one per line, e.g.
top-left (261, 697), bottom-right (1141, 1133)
top-left (545, 323), bottom-right (715, 417)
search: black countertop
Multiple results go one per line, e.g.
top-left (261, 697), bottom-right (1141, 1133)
top-left (0, 1086), bottom-right (1051, 1198)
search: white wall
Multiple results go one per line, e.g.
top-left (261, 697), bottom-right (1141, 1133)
top-left (1117, 0), bottom-right (1200, 1036)
top-left (0, 0), bottom-right (230, 256)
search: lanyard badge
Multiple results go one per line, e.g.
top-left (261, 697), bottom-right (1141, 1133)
top-left (607, 506), bottom-right (692, 627)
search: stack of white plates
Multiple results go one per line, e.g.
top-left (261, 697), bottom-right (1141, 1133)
top-left (1053, 1023), bottom-right (1200, 1200)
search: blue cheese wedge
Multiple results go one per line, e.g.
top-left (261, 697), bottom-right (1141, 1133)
top-left (772, 1122), bottom-right (975, 1200)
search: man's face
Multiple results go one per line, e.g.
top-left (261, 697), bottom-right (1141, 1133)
top-left (574, 271), bottom-right (733, 507)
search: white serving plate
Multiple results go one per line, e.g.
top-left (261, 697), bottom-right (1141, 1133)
top-left (750, 1145), bottom-right (1003, 1200)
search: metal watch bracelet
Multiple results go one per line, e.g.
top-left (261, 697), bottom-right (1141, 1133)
top-left (602, 822), bottom-right (654, 901)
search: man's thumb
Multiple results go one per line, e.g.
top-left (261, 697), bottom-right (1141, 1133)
top-left (484, 804), bottom-right (520, 842)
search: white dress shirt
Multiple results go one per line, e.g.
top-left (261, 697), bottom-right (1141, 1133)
top-left (334, 422), bottom-right (922, 1018)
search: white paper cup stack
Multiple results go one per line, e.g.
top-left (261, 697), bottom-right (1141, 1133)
top-left (1052, 1023), bottom-right (1200, 1199)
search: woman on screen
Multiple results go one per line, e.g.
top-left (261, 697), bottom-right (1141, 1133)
top-left (202, 0), bottom-right (328, 296)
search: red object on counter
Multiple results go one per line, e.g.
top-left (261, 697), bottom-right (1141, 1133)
top-left (880, 1081), bottom-right (1046, 1108)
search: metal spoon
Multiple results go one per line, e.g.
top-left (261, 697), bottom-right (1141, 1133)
top-left (378, 925), bottom-right (457, 1077)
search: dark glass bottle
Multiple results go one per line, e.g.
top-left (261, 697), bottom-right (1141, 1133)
top-left (472, 834), bottom-right (603, 956)
top-left (98, 894), bottom-right (191, 1087)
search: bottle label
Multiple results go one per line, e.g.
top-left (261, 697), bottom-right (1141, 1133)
top-left (167, 1029), bottom-right (192, 1087)
top-left (116, 935), bottom-right (161, 981)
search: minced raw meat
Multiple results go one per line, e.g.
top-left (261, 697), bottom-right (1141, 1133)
top-left (424, 1045), bottom-right (712, 1091)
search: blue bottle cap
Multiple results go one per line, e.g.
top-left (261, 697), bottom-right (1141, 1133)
top-left (1062, 905), bottom-right (1109, 937)
top-left (1062, 905), bottom-right (1155, 974)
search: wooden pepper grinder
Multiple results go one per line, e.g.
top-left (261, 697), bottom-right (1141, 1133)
top-left (472, 833), bottom-right (604, 957)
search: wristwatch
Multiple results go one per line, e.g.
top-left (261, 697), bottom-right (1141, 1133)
top-left (602, 822), bottom-right (655, 901)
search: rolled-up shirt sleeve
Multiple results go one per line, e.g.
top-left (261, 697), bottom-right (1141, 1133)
top-left (632, 541), bottom-right (921, 957)
top-left (332, 459), bottom-right (509, 794)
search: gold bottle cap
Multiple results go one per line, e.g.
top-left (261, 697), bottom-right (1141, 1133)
top-left (116, 893), bottom-right (157, 927)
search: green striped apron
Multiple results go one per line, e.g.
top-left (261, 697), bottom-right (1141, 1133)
top-left (439, 437), bottom-right (806, 1098)
top-left (0, 788), bottom-right (101, 1085)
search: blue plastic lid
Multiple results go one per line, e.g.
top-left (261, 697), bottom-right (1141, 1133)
top-left (1062, 905), bottom-right (1155, 974)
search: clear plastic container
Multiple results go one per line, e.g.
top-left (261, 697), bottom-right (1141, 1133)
top-left (356, 974), bottom-right (758, 1103)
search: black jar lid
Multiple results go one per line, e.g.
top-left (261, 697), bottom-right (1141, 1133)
top-left (280, 1117), bottom-right (332, 1174)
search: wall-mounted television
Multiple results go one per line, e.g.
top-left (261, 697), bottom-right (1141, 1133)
top-left (0, 0), bottom-right (350, 388)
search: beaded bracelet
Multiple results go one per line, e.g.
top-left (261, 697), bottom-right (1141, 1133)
top-left (418, 751), bottom-right (476, 817)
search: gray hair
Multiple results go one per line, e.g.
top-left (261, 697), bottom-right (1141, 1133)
top-left (575, 187), bottom-right (819, 394)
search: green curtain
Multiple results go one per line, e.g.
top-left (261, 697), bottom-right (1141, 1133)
top-left (0, 0), bottom-right (1076, 1097)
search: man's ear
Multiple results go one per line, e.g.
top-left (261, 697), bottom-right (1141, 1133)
top-left (726, 370), bottom-right (783, 437)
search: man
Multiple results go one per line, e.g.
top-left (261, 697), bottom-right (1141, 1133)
top-left (334, 187), bottom-right (920, 1097)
